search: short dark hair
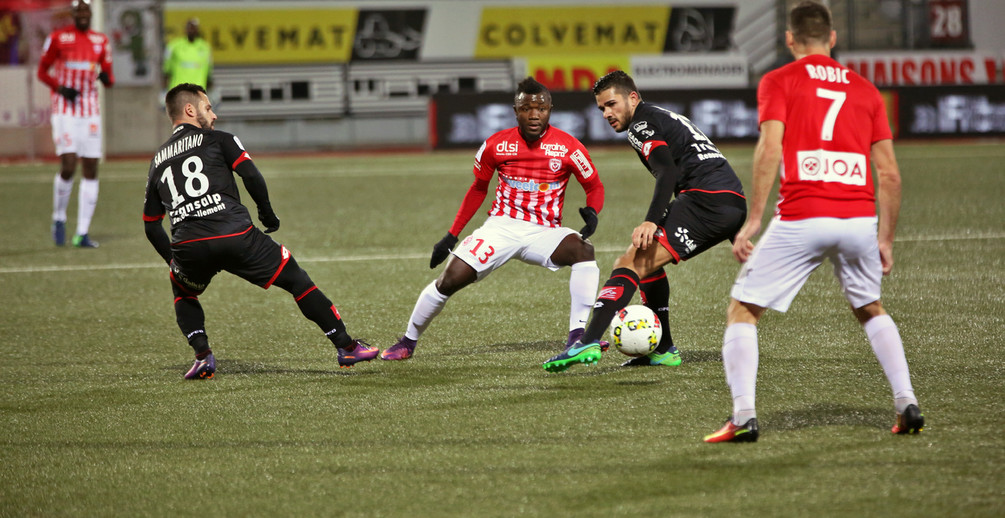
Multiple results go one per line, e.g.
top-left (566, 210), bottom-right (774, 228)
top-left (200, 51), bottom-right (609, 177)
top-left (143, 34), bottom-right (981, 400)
top-left (789, 1), bottom-right (832, 45)
top-left (516, 76), bottom-right (548, 96)
top-left (166, 83), bottom-right (207, 120)
top-left (592, 70), bottom-right (638, 97)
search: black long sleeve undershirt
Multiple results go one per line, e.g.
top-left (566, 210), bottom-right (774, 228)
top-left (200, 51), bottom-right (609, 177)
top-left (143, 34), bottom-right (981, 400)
top-left (144, 220), bottom-right (172, 264)
top-left (644, 145), bottom-right (681, 223)
top-left (234, 160), bottom-right (271, 210)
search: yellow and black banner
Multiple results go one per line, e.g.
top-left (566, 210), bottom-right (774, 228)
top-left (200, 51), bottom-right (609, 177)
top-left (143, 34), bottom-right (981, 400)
top-left (164, 8), bottom-right (359, 64)
top-left (476, 6), bottom-right (670, 57)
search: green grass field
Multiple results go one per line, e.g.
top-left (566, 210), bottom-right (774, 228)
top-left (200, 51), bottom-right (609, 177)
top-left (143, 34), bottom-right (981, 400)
top-left (1, 141), bottom-right (1003, 517)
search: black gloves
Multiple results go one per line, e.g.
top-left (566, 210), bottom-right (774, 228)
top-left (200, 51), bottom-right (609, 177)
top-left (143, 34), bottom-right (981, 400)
top-left (57, 86), bottom-right (79, 103)
top-left (258, 203), bottom-right (280, 233)
top-left (430, 232), bottom-right (458, 269)
top-left (97, 72), bottom-right (111, 87)
top-left (578, 207), bottom-right (598, 239)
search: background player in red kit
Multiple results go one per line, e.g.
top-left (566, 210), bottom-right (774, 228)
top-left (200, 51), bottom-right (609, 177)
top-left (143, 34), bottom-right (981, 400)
top-left (37, 0), bottom-right (113, 248)
top-left (381, 77), bottom-right (604, 361)
top-left (544, 70), bottom-right (746, 373)
top-left (143, 84), bottom-right (378, 379)
top-left (704, 1), bottom-right (923, 443)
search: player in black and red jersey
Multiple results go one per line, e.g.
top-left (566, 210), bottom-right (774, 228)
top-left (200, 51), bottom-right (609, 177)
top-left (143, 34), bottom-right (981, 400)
top-left (544, 70), bottom-right (747, 372)
top-left (143, 83), bottom-right (378, 379)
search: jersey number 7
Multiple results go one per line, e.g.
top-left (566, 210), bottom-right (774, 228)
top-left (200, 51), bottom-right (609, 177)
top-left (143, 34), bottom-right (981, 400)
top-left (816, 88), bottom-right (847, 142)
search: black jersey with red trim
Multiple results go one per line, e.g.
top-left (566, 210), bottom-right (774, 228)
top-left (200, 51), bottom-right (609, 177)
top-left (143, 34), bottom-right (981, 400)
top-left (627, 102), bottom-right (743, 196)
top-left (143, 123), bottom-right (254, 243)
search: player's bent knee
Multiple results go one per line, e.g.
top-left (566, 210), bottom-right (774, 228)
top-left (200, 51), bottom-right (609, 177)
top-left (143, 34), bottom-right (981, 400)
top-left (852, 300), bottom-right (885, 324)
top-left (272, 257), bottom-right (315, 296)
top-left (435, 263), bottom-right (476, 296)
top-left (727, 298), bottom-right (763, 325)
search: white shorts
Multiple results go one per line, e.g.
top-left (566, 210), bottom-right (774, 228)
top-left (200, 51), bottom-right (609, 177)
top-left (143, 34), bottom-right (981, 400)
top-left (51, 113), bottom-right (102, 158)
top-left (731, 216), bottom-right (883, 312)
top-left (451, 216), bottom-right (579, 280)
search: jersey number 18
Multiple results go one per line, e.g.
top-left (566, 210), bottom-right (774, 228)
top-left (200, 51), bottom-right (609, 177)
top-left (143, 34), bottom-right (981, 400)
top-left (161, 156), bottom-right (209, 208)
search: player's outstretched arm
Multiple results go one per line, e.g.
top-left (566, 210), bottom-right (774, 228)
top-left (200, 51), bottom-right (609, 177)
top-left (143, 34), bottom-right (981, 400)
top-left (232, 152), bottom-right (280, 233)
top-left (643, 145), bottom-right (680, 224)
top-left (144, 219), bottom-right (172, 264)
top-left (871, 138), bottom-right (901, 275)
top-left (734, 120), bottom-right (783, 263)
top-left (436, 176), bottom-right (490, 265)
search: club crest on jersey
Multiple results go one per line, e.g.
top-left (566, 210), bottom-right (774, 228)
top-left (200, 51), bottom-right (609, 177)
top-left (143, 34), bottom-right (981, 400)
top-left (632, 121), bottom-right (648, 132)
top-left (549, 158), bottom-right (561, 172)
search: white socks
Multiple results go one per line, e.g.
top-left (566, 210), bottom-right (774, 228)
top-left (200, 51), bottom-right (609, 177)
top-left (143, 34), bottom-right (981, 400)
top-left (405, 281), bottom-right (450, 341)
top-left (568, 260), bottom-right (599, 331)
top-left (76, 178), bottom-right (99, 236)
top-left (52, 175), bottom-right (99, 236)
top-left (719, 315), bottom-right (918, 424)
top-left (864, 314), bottom-right (917, 413)
top-left (404, 260), bottom-right (598, 342)
top-left (52, 174), bottom-right (74, 222)
top-left (723, 323), bottom-right (759, 425)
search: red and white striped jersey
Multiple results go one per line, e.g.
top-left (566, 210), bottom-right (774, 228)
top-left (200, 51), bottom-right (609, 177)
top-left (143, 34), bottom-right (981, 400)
top-left (37, 25), bottom-right (113, 117)
top-left (450, 126), bottom-right (603, 234)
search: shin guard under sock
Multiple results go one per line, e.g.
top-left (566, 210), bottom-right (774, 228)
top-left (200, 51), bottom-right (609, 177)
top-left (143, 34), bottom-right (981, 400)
top-left (639, 269), bottom-right (675, 354)
top-left (175, 296), bottom-right (209, 355)
top-left (295, 286), bottom-right (350, 347)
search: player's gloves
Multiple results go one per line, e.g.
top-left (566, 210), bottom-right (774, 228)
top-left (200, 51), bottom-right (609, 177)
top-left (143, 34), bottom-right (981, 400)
top-left (97, 72), bottom-right (111, 87)
top-left (578, 207), bottom-right (598, 239)
top-left (258, 203), bottom-right (280, 233)
top-left (430, 232), bottom-right (458, 269)
top-left (58, 86), bottom-right (79, 103)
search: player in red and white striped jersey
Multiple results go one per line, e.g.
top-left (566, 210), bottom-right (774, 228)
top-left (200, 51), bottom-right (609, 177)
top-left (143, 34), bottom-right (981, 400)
top-left (381, 77), bottom-right (605, 361)
top-left (37, 0), bottom-right (114, 248)
top-left (706, 1), bottom-right (923, 443)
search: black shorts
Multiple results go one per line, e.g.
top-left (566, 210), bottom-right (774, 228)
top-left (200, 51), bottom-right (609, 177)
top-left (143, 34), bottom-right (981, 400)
top-left (169, 226), bottom-right (289, 296)
top-left (655, 190), bottom-right (747, 263)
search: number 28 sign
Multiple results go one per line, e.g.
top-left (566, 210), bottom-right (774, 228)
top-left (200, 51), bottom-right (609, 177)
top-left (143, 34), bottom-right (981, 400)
top-left (928, 0), bottom-right (969, 46)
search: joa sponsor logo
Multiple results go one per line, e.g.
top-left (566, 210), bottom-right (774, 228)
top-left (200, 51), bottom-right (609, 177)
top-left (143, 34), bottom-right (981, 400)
top-left (797, 149), bottom-right (867, 186)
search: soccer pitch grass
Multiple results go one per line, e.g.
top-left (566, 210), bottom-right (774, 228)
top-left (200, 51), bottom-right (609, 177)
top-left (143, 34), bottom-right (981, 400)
top-left (1, 141), bottom-right (1003, 517)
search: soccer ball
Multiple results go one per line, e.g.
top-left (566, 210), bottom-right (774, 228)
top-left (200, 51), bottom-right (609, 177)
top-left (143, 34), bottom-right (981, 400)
top-left (609, 305), bottom-right (662, 357)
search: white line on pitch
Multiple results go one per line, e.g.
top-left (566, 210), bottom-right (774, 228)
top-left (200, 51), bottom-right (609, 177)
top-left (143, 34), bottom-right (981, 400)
top-left (1, 233), bottom-right (1002, 275)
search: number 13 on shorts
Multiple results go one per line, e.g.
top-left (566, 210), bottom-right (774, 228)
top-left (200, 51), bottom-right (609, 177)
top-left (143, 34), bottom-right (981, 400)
top-left (461, 236), bottom-right (496, 264)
